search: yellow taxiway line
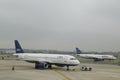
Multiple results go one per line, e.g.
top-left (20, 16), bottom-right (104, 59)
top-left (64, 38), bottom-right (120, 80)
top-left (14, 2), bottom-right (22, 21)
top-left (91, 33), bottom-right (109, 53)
top-left (54, 69), bottom-right (72, 80)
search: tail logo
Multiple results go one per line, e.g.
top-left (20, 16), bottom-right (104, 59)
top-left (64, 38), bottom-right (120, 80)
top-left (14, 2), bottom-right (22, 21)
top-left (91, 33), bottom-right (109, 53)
top-left (14, 40), bottom-right (24, 53)
top-left (76, 48), bottom-right (82, 54)
top-left (16, 49), bottom-right (21, 52)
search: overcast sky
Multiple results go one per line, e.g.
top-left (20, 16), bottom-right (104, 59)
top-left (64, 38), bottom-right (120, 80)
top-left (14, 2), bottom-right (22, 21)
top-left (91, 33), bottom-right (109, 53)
top-left (0, 0), bottom-right (120, 52)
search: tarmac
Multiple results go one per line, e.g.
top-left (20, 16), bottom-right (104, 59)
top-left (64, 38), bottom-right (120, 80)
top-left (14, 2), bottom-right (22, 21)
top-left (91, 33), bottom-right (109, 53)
top-left (0, 60), bottom-right (120, 80)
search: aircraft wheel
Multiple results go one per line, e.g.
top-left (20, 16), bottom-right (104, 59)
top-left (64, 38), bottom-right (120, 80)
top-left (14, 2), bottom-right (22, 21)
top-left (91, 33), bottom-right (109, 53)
top-left (89, 67), bottom-right (92, 71)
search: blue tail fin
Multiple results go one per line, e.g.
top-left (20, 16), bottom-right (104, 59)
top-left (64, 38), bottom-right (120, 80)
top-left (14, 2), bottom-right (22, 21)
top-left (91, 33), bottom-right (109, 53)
top-left (76, 48), bottom-right (82, 54)
top-left (14, 40), bottom-right (24, 53)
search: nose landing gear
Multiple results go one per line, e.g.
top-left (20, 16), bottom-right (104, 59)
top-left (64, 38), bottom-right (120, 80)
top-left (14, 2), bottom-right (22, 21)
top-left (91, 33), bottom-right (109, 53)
top-left (66, 65), bottom-right (69, 71)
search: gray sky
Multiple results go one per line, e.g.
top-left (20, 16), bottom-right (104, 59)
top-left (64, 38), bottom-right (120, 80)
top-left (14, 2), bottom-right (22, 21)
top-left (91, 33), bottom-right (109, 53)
top-left (0, 0), bottom-right (120, 52)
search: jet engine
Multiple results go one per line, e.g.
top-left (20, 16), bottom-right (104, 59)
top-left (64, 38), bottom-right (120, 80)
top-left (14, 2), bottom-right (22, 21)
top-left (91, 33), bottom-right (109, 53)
top-left (35, 62), bottom-right (48, 69)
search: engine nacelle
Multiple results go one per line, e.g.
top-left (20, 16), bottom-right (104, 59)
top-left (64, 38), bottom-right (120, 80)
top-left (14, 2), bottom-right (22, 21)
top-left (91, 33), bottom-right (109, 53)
top-left (35, 62), bottom-right (48, 69)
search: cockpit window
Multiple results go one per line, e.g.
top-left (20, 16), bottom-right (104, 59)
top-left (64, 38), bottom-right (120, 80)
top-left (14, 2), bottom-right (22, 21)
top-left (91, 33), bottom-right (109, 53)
top-left (70, 58), bottom-right (76, 60)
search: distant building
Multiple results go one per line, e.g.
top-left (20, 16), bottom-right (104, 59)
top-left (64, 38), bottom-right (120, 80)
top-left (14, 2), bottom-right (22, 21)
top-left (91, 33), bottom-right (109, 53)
top-left (0, 49), bottom-right (15, 54)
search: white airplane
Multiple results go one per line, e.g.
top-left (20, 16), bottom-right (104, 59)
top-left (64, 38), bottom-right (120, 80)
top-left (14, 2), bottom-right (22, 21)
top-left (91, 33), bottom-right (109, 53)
top-left (13, 40), bottom-right (80, 70)
top-left (76, 48), bottom-right (116, 61)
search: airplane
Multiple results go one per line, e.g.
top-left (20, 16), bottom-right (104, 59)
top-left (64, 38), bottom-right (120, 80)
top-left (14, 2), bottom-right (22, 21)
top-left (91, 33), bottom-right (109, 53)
top-left (13, 40), bottom-right (80, 70)
top-left (75, 48), bottom-right (117, 61)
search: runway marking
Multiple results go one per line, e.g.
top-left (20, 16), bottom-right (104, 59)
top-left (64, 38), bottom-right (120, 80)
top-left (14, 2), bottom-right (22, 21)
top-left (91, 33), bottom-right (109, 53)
top-left (54, 69), bottom-right (72, 80)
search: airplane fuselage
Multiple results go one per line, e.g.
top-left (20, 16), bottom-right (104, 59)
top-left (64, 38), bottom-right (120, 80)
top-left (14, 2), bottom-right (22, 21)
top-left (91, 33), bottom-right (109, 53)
top-left (77, 54), bottom-right (116, 60)
top-left (14, 53), bottom-right (80, 66)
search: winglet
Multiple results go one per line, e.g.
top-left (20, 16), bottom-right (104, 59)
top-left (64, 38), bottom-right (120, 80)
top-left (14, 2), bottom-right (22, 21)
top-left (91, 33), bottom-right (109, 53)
top-left (76, 48), bottom-right (82, 54)
top-left (14, 40), bottom-right (24, 53)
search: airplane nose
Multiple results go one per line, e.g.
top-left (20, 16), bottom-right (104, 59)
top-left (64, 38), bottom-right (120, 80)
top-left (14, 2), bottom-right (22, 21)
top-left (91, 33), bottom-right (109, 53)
top-left (76, 60), bottom-right (80, 64)
top-left (113, 57), bottom-right (117, 59)
top-left (71, 60), bottom-right (80, 66)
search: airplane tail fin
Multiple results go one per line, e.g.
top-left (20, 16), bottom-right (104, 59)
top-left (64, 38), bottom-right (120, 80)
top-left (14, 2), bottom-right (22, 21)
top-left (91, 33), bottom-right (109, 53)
top-left (14, 40), bottom-right (24, 53)
top-left (76, 48), bottom-right (82, 54)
